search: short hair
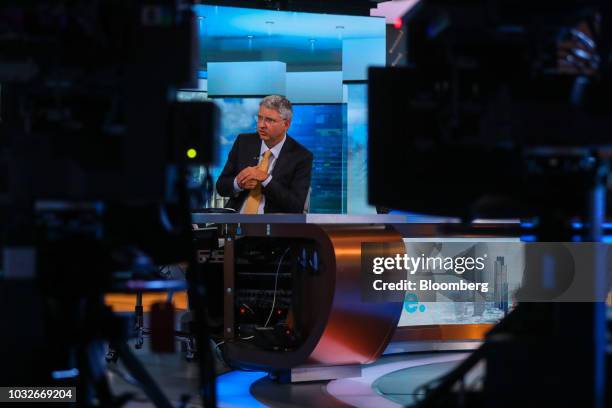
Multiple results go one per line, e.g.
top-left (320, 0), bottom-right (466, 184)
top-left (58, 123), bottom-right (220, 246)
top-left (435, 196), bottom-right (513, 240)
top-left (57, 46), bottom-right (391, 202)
top-left (260, 95), bottom-right (293, 121)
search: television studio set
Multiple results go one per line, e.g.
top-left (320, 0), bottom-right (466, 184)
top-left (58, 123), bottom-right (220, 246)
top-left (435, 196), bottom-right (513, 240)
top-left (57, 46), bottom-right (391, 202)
top-left (0, 0), bottom-right (611, 407)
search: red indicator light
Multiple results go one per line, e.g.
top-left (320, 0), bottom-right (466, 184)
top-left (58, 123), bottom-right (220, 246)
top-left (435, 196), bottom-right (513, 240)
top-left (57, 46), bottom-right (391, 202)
top-left (394, 18), bottom-right (403, 29)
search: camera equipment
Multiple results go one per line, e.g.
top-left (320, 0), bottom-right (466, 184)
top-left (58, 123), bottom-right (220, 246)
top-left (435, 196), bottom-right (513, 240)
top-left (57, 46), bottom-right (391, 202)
top-left (0, 1), bottom-right (217, 406)
top-left (369, 1), bottom-right (610, 407)
top-left (369, 0), bottom-right (612, 219)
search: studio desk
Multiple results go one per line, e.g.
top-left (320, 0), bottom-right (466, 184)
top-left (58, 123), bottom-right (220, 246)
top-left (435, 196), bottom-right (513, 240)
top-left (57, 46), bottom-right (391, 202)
top-left (191, 213), bottom-right (517, 382)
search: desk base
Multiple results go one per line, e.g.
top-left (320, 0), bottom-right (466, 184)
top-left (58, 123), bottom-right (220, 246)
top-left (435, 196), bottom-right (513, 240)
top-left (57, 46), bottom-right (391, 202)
top-left (273, 364), bottom-right (362, 383)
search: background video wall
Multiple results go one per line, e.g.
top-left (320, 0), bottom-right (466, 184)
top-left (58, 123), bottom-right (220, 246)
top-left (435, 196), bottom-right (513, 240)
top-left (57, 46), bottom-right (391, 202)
top-left (192, 4), bottom-right (386, 213)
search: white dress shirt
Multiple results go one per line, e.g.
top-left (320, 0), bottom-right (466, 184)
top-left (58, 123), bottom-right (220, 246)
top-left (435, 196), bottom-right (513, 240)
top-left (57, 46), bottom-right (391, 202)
top-left (233, 135), bottom-right (287, 214)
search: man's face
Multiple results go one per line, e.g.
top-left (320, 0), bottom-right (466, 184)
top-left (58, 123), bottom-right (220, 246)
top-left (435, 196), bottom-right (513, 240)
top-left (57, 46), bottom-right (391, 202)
top-left (256, 106), bottom-right (290, 146)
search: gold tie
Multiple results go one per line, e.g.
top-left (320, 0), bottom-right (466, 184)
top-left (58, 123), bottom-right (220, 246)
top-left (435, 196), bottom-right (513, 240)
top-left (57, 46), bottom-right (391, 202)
top-left (243, 150), bottom-right (272, 214)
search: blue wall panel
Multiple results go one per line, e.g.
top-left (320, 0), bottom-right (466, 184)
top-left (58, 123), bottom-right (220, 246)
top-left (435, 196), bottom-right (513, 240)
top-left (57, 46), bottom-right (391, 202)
top-left (208, 61), bottom-right (286, 96)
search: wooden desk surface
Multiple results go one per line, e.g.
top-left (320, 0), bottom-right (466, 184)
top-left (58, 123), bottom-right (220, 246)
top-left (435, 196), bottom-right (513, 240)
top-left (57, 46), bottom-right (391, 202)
top-left (105, 291), bottom-right (188, 312)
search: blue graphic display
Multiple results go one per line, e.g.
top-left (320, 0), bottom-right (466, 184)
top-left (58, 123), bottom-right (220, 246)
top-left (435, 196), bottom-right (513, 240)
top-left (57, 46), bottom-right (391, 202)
top-left (346, 83), bottom-right (375, 214)
top-left (291, 104), bottom-right (346, 213)
top-left (404, 293), bottom-right (427, 314)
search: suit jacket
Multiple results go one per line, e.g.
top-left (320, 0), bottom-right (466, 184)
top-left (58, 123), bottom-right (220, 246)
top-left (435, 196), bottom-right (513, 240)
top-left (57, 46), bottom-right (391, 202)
top-left (216, 133), bottom-right (313, 213)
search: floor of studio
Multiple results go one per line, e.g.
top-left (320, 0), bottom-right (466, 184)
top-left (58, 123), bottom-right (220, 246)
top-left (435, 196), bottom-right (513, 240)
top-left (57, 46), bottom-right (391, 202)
top-left (105, 322), bottom-right (470, 407)
top-left (104, 294), bottom-right (475, 407)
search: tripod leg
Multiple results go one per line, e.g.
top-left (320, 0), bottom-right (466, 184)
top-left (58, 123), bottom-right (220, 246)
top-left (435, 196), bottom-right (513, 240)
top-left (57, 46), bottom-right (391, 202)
top-left (80, 341), bottom-right (119, 407)
top-left (186, 264), bottom-right (216, 407)
top-left (111, 341), bottom-right (174, 408)
top-left (184, 336), bottom-right (196, 362)
top-left (135, 292), bottom-right (144, 349)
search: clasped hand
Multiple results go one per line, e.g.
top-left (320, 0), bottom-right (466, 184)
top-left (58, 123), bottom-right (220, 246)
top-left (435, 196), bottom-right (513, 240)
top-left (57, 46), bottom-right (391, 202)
top-left (237, 166), bottom-right (269, 190)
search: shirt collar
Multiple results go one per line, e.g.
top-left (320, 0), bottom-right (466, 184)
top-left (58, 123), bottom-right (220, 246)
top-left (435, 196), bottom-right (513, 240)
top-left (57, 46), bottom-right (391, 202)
top-left (260, 133), bottom-right (287, 158)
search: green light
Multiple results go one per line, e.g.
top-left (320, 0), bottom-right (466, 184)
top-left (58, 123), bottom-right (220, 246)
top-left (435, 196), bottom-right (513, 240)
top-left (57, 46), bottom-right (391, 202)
top-left (187, 148), bottom-right (197, 159)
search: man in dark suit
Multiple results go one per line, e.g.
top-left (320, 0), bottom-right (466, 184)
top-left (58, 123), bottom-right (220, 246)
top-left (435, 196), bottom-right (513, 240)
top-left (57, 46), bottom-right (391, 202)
top-left (216, 95), bottom-right (313, 213)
